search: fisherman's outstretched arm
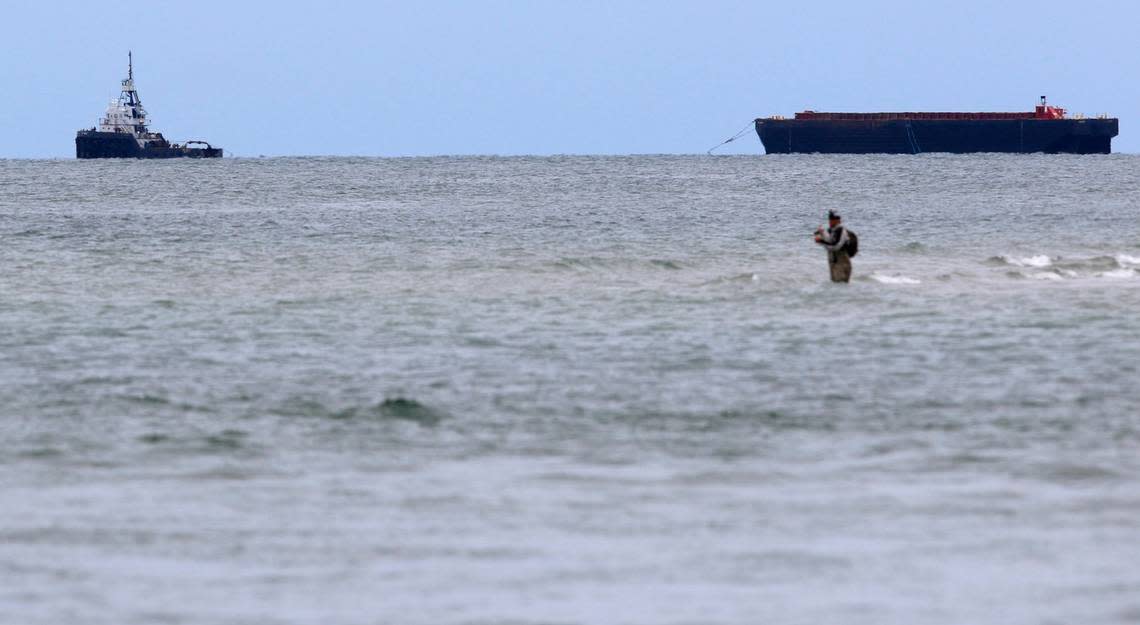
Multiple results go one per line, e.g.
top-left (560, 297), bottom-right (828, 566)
top-left (820, 228), bottom-right (848, 251)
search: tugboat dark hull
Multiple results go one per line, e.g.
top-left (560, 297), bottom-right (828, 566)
top-left (754, 118), bottom-right (1119, 154)
top-left (76, 131), bottom-right (222, 159)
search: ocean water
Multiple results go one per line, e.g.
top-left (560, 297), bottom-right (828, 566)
top-left (2, 154), bottom-right (1139, 625)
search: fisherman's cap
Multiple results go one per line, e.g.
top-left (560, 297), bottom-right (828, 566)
top-left (828, 210), bottom-right (841, 220)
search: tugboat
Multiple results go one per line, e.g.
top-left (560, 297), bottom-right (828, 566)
top-left (76, 53), bottom-right (222, 159)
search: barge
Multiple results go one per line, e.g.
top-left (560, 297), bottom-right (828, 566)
top-left (754, 97), bottom-right (1117, 154)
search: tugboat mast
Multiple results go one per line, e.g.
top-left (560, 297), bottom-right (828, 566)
top-left (120, 51), bottom-right (143, 110)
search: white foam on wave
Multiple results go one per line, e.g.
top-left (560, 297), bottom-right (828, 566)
top-left (1115, 254), bottom-right (1140, 268)
top-left (1002, 255), bottom-right (1052, 268)
top-left (1027, 271), bottom-right (1064, 281)
top-left (870, 273), bottom-right (921, 285)
top-left (1100, 268), bottom-right (1137, 279)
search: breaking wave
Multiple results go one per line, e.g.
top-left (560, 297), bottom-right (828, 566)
top-left (995, 254), bottom-right (1053, 268)
top-left (992, 253), bottom-right (1140, 280)
top-left (870, 273), bottom-right (921, 285)
top-left (1100, 268), bottom-right (1138, 279)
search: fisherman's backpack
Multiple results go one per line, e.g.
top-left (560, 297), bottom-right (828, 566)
top-left (845, 230), bottom-right (858, 257)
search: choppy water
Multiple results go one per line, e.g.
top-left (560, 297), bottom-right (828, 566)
top-left (2, 155), bottom-right (1140, 625)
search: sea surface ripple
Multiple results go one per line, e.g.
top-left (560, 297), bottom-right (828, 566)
top-left (2, 155), bottom-right (1139, 625)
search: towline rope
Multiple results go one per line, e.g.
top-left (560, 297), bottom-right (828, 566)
top-left (707, 121), bottom-right (756, 155)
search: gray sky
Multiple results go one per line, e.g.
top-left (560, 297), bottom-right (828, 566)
top-left (4, 0), bottom-right (1134, 157)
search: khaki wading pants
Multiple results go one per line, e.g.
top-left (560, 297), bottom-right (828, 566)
top-left (828, 250), bottom-right (852, 283)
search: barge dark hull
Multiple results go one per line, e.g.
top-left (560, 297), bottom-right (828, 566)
top-left (754, 118), bottom-right (1119, 154)
top-left (76, 131), bottom-right (222, 159)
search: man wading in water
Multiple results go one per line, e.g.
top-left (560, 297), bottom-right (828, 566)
top-left (814, 210), bottom-right (856, 283)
